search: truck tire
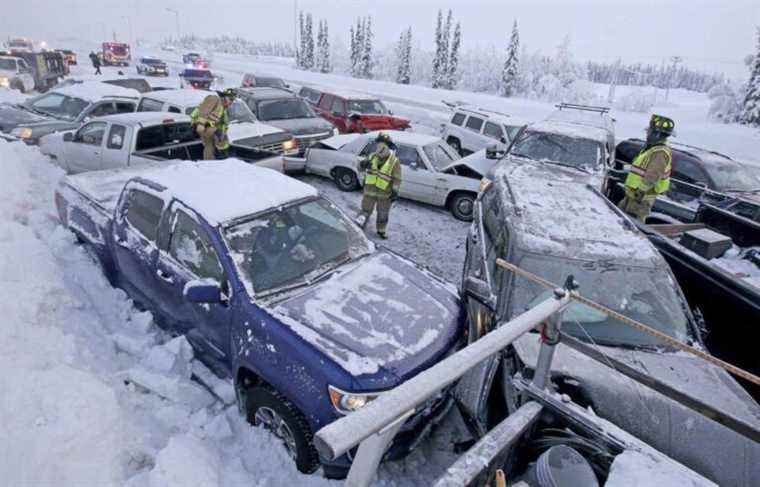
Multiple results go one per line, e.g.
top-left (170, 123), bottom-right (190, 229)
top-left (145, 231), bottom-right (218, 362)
top-left (245, 385), bottom-right (320, 474)
top-left (333, 168), bottom-right (359, 192)
top-left (447, 137), bottom-right (463, 156)
top-left (449, 192), bottom-right (476, 221)
top-left (10, 80), bottom-right (25, 93)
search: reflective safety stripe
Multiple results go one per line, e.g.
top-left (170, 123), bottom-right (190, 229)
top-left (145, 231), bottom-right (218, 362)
top-left (624, 144), bottom-right (672, 195)
top-left (364, 154), bottom-right (398, 191)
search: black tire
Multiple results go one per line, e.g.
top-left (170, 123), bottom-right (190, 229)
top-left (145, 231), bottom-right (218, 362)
top-left (447, 137), bottom-right (463, 156)
top-left (245, 385), bottom-right (320, 474)
top-left (11, 80), bottom-right (25, 93)
top-left (333, 168), bottom-right (360, 192)
top-left (449, 192), bottom-right (476, 221)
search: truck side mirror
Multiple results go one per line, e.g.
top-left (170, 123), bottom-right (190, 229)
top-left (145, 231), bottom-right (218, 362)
top-left (63, 132), bottom-right (74, 142)
top-left (463, 276), bottom-right (496, 311)
top-left (184, 279), bottom-right (223, 303)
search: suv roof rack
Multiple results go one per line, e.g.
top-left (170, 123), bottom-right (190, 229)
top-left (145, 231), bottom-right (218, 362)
top-left (555, 102), bottom-right (611, 114)
top-left (443, 100), bottom-right (511, 119)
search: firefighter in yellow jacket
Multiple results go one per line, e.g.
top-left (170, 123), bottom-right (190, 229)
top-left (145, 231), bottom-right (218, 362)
top-left (618, 114), bottom-right (675, 221)
top-left (191, 89), bottom-right (236, 160)
top-left (356, 133), bottom-right (402, 239)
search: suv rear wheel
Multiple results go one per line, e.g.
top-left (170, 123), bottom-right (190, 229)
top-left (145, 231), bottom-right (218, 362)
top-left (450, 192), bottom-right (476, 221)
top-left (245, 385), bottom-right (320, 474)
top-left (333, 168), bottom-right (359, 191)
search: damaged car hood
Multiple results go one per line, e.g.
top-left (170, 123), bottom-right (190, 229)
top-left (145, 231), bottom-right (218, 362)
top-left (442, 149), bottom-right (496, 177)
top-left (273, 252), bottom-right (462, 388)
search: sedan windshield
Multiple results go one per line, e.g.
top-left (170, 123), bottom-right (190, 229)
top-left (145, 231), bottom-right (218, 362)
top-left (511, 131), bottom-right (603, 172)
top-left (423, 142), bottom-right (459, 170)
top-left (258, 99), bottom-right (315, 121)
top-left (347, 99), bottom-right (387, 115)
top-left (511, 254), bottom-right (693, 348)
top-left (224, 198), bottom-right (372, 296)
top-left (705, 161), bottom-right (760, 192)
top-left (25, 92), bottom-right (88, 120)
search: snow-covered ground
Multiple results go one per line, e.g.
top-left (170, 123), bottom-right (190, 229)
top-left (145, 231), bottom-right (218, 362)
top-left (1, 43), bottom-right (758, 486)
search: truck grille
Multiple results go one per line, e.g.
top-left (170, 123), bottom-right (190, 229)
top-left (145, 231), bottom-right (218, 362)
top-left (295, 131), bottom-right (332, 148)
top-left (260, 141), bottom-right (284, 154)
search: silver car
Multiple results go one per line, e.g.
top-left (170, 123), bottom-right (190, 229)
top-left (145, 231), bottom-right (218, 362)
top-left (302, 130), bottom-right (495, 221)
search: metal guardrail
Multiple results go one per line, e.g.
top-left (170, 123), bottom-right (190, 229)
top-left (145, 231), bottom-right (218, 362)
top-left (313, 288), bottom-right (572, 487)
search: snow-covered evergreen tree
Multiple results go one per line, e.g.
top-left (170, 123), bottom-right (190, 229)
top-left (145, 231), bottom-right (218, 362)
top-left (303, 14), bottom-right (315, 70)
top-left (351, 18), bottom-right (365, 77)
top-left (441, 10), bottom-right (452, 84)
top-left (432, 10), bottom-right (444, 88)
top-left (501, 20), bottom-right (520, 97)
top-left (349, 25), bottom-right (357, 76)
top-left (742, 27), bottom-right (760, 126)
top-left (360, 16), bottom-right (374, 79)
top-left (318, 20), bottom-right (331, 73)
top-left (297, 11), bottom-right (305, 68)
top-left (396, 27), bottom-right (412, 84)
top-left (447, 22), bottom-right (461, 89)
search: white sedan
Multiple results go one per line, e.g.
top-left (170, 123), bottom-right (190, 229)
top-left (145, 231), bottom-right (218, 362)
top-left (301, 131), bottom-right (496, 221)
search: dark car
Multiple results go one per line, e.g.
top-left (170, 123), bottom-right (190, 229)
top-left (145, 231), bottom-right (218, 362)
top-left (458, 158), bottom-right (760, 487)
top-left (179, 68), bottom-right (214, 89)
top-left (236, 87), bottom-right (336, 154)
top-left (298, 86), bottom-right (323, 107)
top-left (241, 73), bottom-right (289, 90)
top-left (314, 90), bottom-right (410, 134)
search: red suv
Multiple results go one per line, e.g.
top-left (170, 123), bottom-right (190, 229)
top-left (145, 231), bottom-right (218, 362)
top-left (315, 91), bottom-right (410, 133)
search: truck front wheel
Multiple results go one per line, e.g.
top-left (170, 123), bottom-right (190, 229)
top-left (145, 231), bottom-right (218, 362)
top-left (11, 80), bottom-right (25, 93)
top-left (245, 385), bottom-right (320, 474)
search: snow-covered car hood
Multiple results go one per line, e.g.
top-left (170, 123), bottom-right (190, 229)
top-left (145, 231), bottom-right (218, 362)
top-left (317, 133), bottom-right (361, 150)
top-left (514, 335), bottom-right (760, 486)
top-left (442, 149), bottom-right (496, 177)
top-left (38, 131), bottom-right (67, 159)
top-left (265, 117), bottom-right (334, 137)
top-left (0, 103), bottom-right (50, 132)
top-left (227, 122), bottom-right (286, 142)
top-left (273, 252), bottom-right (462, 386)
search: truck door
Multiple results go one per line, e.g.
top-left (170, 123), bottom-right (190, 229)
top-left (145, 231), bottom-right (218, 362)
top-left (154, 204), bottom-right (233, 374)
top-left (112, 185), bottom-right (166, 309)
top-left (101, 123), bottom-right (130, 170)
top-left (64, 121), bottom-right (106, 173)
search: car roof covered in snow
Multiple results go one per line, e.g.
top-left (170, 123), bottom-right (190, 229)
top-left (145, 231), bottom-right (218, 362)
top-left (94, 111), bottom-right (192, 127)
top-left (237, 87), bottom-right (295, 100)
top-left (322, 89), bottom-right (381, 101)
top-left (52, 81), bottom-right (140, 102)
top-left (66, 160), bottom-right (318, 224)
top-left (364, 130), bottom-right (442, 147)
top-left (527, 120), bottom-right (610, 144)
top-left (140, 89), bottom-right (215, 107)
top-left (492, 160), bottom-right (660, 264)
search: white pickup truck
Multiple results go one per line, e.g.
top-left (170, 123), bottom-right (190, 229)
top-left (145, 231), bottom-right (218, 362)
top-left (39, 112), bottom-right (284, 174)
top-left (0, 56), bottom-right (35, 93)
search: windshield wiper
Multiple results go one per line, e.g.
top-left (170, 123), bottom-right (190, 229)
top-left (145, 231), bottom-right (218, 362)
top-left (725, 188), bottom-right (760, 194)
top-left (510, 152), bottom-right (536, 161)
top-left (542, 159), bottom-right (592, 174)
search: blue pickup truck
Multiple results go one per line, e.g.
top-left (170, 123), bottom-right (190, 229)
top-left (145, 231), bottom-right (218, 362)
top-left (54, 159), bottom-right (463, 476)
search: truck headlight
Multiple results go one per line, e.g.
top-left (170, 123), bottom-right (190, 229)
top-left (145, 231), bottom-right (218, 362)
top-left (328, 385), bottom-right (380, 415)
top-left (11, 127), bottom-right (33, 139)
top-left (0, 77), bottom-right (9, 88)
top-left (283, 138), bottom-right (298, 153)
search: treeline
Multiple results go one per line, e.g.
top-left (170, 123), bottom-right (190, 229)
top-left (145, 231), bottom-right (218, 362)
top-left (166, 35), bottom-right (294, 57)
top-left (587, 60), bottom-right (725, 93)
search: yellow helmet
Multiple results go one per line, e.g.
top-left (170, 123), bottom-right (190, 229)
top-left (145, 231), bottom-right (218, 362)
top-left (649, 114), bottom-right (675, 136)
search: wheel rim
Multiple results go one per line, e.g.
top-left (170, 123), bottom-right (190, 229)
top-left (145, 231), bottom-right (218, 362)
top-left (457, 197), bottom-right (474, 217)
top-left (339, 173), bottom-right (354, 188)
top-left (255, 407), bottom-right (298, 459)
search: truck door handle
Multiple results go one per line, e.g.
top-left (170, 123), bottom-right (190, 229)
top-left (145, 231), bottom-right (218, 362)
top-left (156, 269), bottom-right (174, 283)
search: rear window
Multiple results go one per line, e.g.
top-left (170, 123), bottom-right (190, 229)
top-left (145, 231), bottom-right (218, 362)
top-left (184, 69), bottom-right (213, 79)
top-left (465, 116), bottom-right (484, 132)
top-left (138, 98), bottom-right (164, 112)
top-left (136, 123), bottom-right (195, 151)
top-left (451, 112), bottom-right (466, 126)
top-left (124, 189), bottom-right (164, 241)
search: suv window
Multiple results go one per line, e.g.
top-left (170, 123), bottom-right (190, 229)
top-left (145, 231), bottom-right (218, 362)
top-left (107, 124), bottom-right (126, 149)
top-left (672, 157), bottom-right (709, 185)
top-left (115, 102), bottom-right (135, 114)
top-left (89, 102), bottom-right (116, 117)
top-left (396, 144), bottom-right (423, 167)
top-left (331, 98), bottom-right (346, 115)
top-left (137, 98), bottom-right (164, 112)
top-left (169, 210), bottom-right (224, 281)
top-left (124, 189), bottom-right (164, 241)
top-left (451, 112), bottom-right (466, 126)
top-left (167, 106), bottom-right (182, 114)
top-left (76, 122), bottom-right (107, 145)
top-left (483, 122), bottom-right (503, 141)
top-left (465, 116), bottom-right (484, 132)
top-left (318, 94), bottom-right (333, 110)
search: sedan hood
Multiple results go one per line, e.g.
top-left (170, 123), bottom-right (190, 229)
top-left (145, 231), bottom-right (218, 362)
top-left (0, 103), bottom-right (50, 132)
top-left (514, 336), bottom-right (760, 486)
top-left (266, 117), bottom-right (334, 137)
top-left (274, 252), bottom-right (462, 388)
top-left (442, 149), bottom-right (496, 177)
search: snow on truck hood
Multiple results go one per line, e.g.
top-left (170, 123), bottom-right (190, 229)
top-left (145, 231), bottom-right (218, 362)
top-left (273, 252), bottom-right (461, 380)
top-left (227, 122), bottom-right (286, 141)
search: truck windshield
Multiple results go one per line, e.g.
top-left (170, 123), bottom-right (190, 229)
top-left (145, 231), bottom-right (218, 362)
top-left (347, 99), bottom-right (387, 115)
top-left (704, 161), bottom-right (760, 192)
top-left (224, 198), bottom-right (372, 296)
top-left (186, 99), bottom-right (257, 124)
top-left (108, 45), bottom-right (128, 55)
top-left (26, 92), bottom-right (88, 120)
top-left (0, 59), bottom-right (17, 70)
top-left (511, 131), bottom-right (603, 172)
top-left (510, 254), bottom-right (694, 349)
top-left (255, 77), bottom-right (286, 89)
top-left (257, 99), bottom-right (315, 121)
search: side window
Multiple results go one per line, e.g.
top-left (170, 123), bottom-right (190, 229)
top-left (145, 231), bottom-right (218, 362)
top-left (331, 98), bottom-right (346, 115)
top-left (75, 122), bottom-right (107, 145)
top-left (167, 106), bottom-right (182, 114)
top-left (115, 102), bottom-right (135, 114)
top-left (465, 116), bottom-right (484, 132)
top-left (396, 144), bottom-right (424, 168)
top-left (124, 189), bottom-right (164, 241)
top-left (360, 140), bottom-right (379, 156)
top-left (451, 112), bottom-right (466, 126)
top-left (672, 157), bottom-right (708, 185)
top-left (318, 95), bottom-right (333, 110)
top-left (483, 122), bottom-right (504, 141)
top-left (137, 98), bottom-right (164, 112)
top-left (107, 124), bottom-right (126, 149)
top-left (169, 210), bottom-right (224, 282)
top-left (89, 102), bottom-right (116, 117)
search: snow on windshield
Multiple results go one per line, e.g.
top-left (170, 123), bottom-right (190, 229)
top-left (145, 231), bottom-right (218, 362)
top-left (28, 92), bottom-right (88, 120)
top-left (257, 99), bottom-right (314, 121)
top-left (423, 142), bottom-right (458, 170)
top-left (224, 198), bottom-right (371, 296)
top-left (511, 130), bottom-right (603, 172)
top-left (703, 161), bottom-right (760, 192)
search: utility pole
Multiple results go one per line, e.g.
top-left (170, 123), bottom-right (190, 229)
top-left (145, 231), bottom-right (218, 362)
top-left (166, 8), bottom-right (180, 43)
top-left (122, 15), bottom-right (134, 50)
top-left (665, 56), bottom-right (682, 103)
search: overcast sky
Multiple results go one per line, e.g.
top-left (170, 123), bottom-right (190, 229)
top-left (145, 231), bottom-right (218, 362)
top-left (5, 0), bottom-right (759, 77)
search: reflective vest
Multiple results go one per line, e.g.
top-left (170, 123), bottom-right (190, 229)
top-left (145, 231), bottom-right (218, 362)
top-left (191, 101), bottom-right (230, 150)
top-left (624, 144), bottom-right (672, 194)
top-left (364, 154), bottom-right (398, 192)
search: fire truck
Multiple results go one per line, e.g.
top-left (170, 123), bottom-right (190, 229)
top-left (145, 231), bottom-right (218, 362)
top-left (101, 42), bottom-right (131, 66)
